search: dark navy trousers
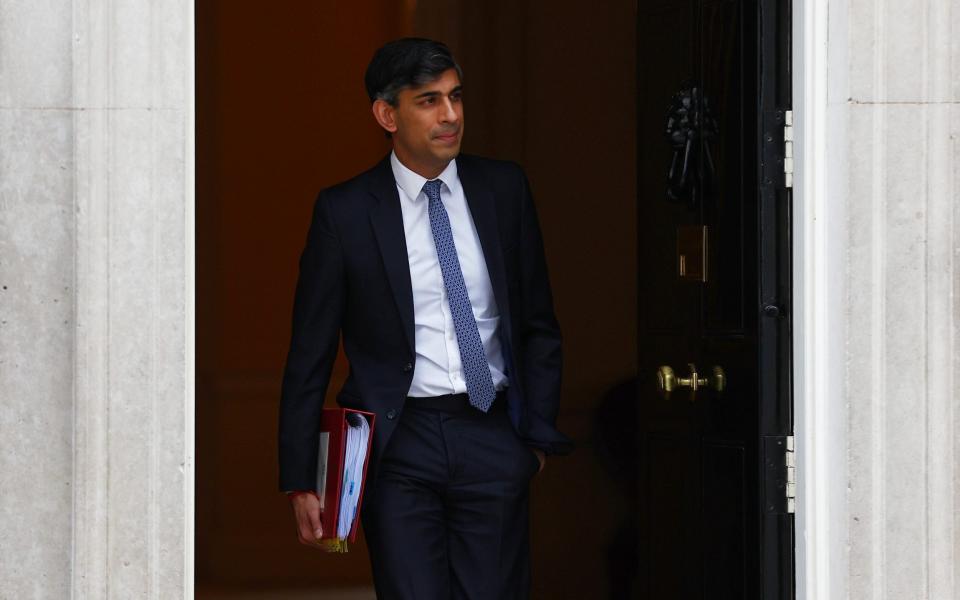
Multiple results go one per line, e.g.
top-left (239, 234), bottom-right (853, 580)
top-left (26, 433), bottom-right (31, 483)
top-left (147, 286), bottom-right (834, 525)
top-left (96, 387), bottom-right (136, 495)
top-left (361, 391), bottom-right (540, 600)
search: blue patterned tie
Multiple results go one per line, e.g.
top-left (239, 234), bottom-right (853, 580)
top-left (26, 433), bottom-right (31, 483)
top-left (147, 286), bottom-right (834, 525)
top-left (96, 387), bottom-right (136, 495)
top-left (423, 179), bottom-right (496, 412)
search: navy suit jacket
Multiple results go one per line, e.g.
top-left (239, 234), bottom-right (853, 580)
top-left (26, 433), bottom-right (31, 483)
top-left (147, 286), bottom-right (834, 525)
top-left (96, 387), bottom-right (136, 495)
top-left (278, 152), bottom-right (574, 498)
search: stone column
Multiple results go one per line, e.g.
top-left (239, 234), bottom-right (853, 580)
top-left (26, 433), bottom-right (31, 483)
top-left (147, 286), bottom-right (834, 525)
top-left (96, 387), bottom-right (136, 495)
top-left (0, 1), bottom-right (194, 598)
top-left (832, 0), bottom-right (959, 597)
top-left (843, 0), bottom-right (959, 595)
top-left (0, 2), bottom-right (77, 596)
top-left (796, 0), bottom-right (958, 597)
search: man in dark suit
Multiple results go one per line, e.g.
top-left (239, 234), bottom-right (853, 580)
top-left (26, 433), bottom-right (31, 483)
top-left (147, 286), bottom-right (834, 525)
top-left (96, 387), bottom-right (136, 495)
top-left (278, 38), bottom-right (573, 599)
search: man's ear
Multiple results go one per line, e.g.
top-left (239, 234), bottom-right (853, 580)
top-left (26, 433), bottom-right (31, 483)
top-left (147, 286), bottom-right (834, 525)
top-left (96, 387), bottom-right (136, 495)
top-left (372, 99), bottom-right (398, 135)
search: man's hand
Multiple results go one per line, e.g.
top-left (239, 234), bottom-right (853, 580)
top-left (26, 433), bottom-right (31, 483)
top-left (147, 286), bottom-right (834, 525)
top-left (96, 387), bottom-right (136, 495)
top-left (532, 448), bottom-right (546, 474)
top-left (289, 492), bottom-right (327, 550)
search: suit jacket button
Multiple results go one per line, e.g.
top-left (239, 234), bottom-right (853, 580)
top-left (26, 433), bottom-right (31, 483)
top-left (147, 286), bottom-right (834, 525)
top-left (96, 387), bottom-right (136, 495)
top-left (386, 409), bottom-right (397, 420)
top-left (402, 362), bottom-right (413, 372)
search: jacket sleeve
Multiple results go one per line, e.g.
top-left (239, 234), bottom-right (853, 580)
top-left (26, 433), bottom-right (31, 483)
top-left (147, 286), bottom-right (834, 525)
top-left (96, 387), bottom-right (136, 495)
top-left (514, 166), bottom-right (574, 456)
top-left (278, 191), bottom-right (345, 491)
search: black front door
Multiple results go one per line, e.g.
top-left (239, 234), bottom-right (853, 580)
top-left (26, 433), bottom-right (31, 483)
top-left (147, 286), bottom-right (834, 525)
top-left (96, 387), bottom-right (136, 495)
top-left (636, 0), bottom-right (793, 598)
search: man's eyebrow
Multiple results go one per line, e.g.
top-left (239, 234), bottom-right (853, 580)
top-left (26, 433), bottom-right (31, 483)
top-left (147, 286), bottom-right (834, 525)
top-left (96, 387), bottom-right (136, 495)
top-left (412, 85), bottom-right (463, 100)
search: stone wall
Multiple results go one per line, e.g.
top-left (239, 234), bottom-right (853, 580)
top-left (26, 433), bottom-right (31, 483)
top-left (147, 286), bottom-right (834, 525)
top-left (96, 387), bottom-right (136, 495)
top-left (842, 0), bottom-right (959, 597)
top-left (797, 0), bottom-right (960, 597)
top-left (0, 2), bottom-right (194, 598)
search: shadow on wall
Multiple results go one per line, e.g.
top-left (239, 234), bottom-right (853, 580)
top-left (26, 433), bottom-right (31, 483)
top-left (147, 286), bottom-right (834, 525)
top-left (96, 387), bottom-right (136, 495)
top-left (593, 377), bottom-right (640, 600)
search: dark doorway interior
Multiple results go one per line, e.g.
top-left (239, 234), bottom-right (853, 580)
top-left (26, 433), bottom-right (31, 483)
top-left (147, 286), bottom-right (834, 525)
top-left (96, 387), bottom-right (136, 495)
top-left (196, 2), bottom-right (635, 597)
top-left (197, 1), bottom-right (791, 598)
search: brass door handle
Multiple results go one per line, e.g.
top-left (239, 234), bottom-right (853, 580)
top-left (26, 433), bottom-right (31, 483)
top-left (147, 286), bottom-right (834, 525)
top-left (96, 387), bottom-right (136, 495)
top-left (657, 363), bottom-right (726, 393)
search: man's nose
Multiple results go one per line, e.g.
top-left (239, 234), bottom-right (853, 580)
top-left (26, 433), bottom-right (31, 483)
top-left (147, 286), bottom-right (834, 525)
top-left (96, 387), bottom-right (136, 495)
top-left (439, 97), bottom-right (459, 123)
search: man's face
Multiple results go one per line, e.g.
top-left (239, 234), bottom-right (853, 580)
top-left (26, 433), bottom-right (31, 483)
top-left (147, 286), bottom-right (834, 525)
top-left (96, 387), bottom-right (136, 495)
top-left (375, 68), bottom-right (464, 175)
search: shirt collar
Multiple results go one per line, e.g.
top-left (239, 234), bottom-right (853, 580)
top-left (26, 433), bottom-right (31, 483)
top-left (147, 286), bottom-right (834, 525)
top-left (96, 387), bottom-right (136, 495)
top-left (390, 150), bottom-right (460, 202)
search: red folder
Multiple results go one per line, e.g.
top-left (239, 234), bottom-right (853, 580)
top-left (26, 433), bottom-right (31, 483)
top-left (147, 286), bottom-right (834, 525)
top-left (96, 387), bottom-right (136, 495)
top-left (316, 407), bottom-right (376, 548)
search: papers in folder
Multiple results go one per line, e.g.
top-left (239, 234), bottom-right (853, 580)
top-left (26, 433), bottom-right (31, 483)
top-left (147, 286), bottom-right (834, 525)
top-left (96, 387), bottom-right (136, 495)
top-left (337, 413), bottom-right (369, 539)
top-left (316, 407), bottom-right (376, 553)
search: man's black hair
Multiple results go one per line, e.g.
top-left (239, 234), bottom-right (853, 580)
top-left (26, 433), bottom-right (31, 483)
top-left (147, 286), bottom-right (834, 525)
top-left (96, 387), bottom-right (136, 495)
top-left (364, 38), bottom-right (463, 107)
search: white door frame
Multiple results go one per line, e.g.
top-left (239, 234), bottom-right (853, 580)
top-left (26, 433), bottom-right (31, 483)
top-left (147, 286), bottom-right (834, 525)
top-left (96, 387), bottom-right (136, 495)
top-left (792, 0), bottom-right (848, 598)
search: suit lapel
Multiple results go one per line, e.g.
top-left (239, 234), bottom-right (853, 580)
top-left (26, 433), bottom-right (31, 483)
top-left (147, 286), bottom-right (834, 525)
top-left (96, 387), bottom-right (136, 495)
top-left (368, 154), bottom-right (416, 355)
top-left (457, 155), bottom-right (514, 348)
top-left (367, 152), bottom-right (515, 357)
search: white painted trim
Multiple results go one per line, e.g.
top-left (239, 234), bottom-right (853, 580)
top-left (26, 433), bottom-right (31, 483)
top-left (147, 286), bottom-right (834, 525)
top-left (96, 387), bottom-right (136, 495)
top-left (184, 1), bottom-right (197, 598)
top-left (793, 0), bottom-right (848, 598)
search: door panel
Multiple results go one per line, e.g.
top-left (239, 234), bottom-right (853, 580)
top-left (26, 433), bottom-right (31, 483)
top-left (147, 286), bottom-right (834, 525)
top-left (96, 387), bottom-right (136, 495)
top-left (702, 439), bottom-right (747, 598)
top-left (636, 0), bottom-right (793, 597)
top-left (646, 433), bottom-right (699, 599)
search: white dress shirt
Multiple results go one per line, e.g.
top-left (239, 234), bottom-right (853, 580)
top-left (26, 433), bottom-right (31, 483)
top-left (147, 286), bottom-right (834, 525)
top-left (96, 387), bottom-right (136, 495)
top-left (390, 151), bottom-right (509, 397)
